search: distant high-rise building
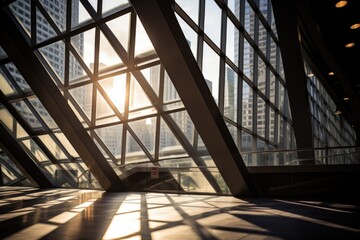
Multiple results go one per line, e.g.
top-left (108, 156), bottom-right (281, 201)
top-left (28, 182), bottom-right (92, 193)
top-left (8, 0), bottom-right (83, 160)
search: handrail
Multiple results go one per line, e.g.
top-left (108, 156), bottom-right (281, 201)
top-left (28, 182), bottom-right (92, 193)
top-left (118, 146), bottom-right (359, 167)
top-left (288, 150), bottom-right (359, 164)
top-left (239, 145), bottom-right (359, 155)
top-left (118, 156), bottom-right (191, 168)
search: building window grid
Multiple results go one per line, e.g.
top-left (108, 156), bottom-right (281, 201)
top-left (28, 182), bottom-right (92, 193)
top-left (4, 1), bottom-right (229, 192)
top-left (0, 0), bottom-right (309, 191)
top-left (304, 61), bottom-right (356, 163)
top-left (175, 0), bottom-right (295, 166)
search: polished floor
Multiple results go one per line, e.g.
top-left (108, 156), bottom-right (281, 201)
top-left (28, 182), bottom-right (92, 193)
top-left (0, 187), bottom-right (359, 239)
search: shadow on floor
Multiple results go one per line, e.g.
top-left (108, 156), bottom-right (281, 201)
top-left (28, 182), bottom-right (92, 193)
top-left (0, 187), bottom-right (359, 239)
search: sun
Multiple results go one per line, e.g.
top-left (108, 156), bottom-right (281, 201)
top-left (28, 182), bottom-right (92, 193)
top-left (107, 75), bottom-right (127, 112)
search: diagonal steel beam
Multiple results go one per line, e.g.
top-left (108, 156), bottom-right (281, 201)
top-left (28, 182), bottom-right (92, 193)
top-left (80, 0), bottom-right (224, 192)
top-left (0, 8), bottom-right (126, 191)
top-left (271, 0), bottom-right (315, 164)
top-left (0, 124), bottom-right (53, 188)
top-left (130, 0), bottom-right (258, 196)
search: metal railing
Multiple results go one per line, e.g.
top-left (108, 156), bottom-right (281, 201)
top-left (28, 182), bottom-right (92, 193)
top-left (34, 146), bottom-right (358, 193)
top-left (117, 146), bottom-right (360, 169)
top-left (239, 146), bottom-right (360, 166)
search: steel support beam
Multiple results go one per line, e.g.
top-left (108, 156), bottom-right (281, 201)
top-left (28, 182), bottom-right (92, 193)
top-left (272, 0), bottom-right (315, 164)
top-left (0, 158), bottom-right (4, 186)
top-left (0, 124), bottom-right (53, 188)
top-left (130, 0), bottom-right (258, 196)
top-left (0, 8), bottom-right (126, 191)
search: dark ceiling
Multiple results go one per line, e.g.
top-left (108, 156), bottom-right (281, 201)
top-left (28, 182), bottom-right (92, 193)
top-left (299, 0), bottom-right (360, 136)
top-left (311, 0), bottom-right (360, 93)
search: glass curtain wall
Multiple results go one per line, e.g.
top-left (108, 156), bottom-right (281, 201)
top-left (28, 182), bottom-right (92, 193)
top-left (304, 61), bottom-right (357, 164)
top-left (0, 0), bottom-right (228, 194)
top-left (0, 149), bottom-right (32, 186)
top-left (175, 0), bottom-right (296, 166)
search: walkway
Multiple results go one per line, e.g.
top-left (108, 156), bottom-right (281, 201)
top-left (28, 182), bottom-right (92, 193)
top-left (0, 187), bottom-right (359, 239)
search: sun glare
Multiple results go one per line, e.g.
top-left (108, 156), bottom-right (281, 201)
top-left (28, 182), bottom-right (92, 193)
top-left (107, 75), bottom-right (127, 112)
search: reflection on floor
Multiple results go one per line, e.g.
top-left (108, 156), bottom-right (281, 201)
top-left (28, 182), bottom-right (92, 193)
top-left (0, 187), bottom-right (359, 239)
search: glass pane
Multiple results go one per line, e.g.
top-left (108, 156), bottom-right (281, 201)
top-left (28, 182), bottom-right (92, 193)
top-left (98, 31), bottom-right (123, 71)
top-left (285, 94), bottom-right (291, 119)
top-left (71, 0), bottom-right (93, 29)
top-left (69, 52), bottom-right (89, 84)
top-left (56, 164), bottom-right (78, 188)
top-left (68, 83), bottom-right (93, 120)
top-left (163, 71), bottom-right (180, 103)
top-left (176, 0), bottom-right (199, 24)
top-left (176, 14), bottom-right (198, 59)
top-left (270, 1), bottom-right (277, 37)
top-left (197, 133), bottom-right (206, 152)
top-left (39, 40), bottom-right (66, 83)
top-left (44, 164), bottom-right (57, 177)
top-left (9, 0), bottom-right (31, 37)
top-left (140, 64), bottom-right (160, 96)
top-left (224, 65), bottom-right (237, 122)
top-left (35, 7), bottom-right (57, 43)
top-left (278, 53), bottom-right (285, 79)
top-left (256, 138), bottom-right (266, 166)
top-left (106, 13), bottom-right (130, 52)
top-left (91, 133), bottom-right (114, 160)
top-left (269, 107), bottom-right (275, 143)
top-left (12, 100), bottom-right (43, 130)
top-left (257, 96), bottom-right (266, 138)
top-left (258, 21), bottom-right (267, 57)
top-left (102, 0), bottom-right (128, 15)
top-left (257, 56), bottom-right (266, 94)
top-left (227, 0), bottom-right (238, 18)
top-left (21, 139), bottom-right (49, 163)
top-left (0, 46), bottom-right (8, 60)
top-left (0, 69), bottom-right (17, 96)
top-left (202, 43), bottom-right (219, 103)
top-left (71, 28), bottom-right (96, 73)
top-left (278, 115), bottom-right (284, 147)
top-left (28, 97), bottom-right (58, 129)
top-left (226, 122), bottom-right (239, 149)
top-left (269, 71), bottom-right (276, 104)
top-left (242, 82), bottom-right (253, 131)
top-left (0, 106), bottom-right (28, 139)
top-left (96, 89), bottom-right (120, 125)
top-left (39, 0), bottom-right (67, 32)
top-left (54, 133), bottom-right (79, 158)
top-left (180, 167), bottom-right (216, 193)
top-left (269, 36), bottom-right (277, 69)
top-left (125, 130), bottom-right (149, 163)
top-left (128, 117), bottom-right (156, 156)
top-left (95, 124), bottom-right (123, 159)
top-left (128, 107), bottom-right (157, 120)
top-left (0, 107), bottom-right (14, 134)
top-left (278, 82), bottom-right (285, 112)
top-left (241, 131), bottom-right (253, 164)
top-left (244, 0), bottom-right (255, 40)
top-left (99, 73), bottom-right (127, 114)
top-left (159, 118), bottom-right (187, 159)
top-left (170, 111), bottom-right (194, 145)
top-left (135, 17), bottom-right (155, 59)
top-left (226, 18), bottom-right (237, 66)
top-left (129, 74), bottom-right (152, 111)
top-left (5, 63), bottom-right (32, 92)
top-left (1, 163), bottom-right (18, 183)
top-left (243, 38), bottom-right (254, 81)
top-left (38, 134), bottom-right (67, 160)
top-left (204, 0), bottom-right (221, 47)
top-left (259, 0), bottom-right (269, 20)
